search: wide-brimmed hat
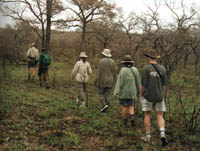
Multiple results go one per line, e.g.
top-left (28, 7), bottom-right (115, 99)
top-left (79, 52), bottom-right (88, 58)
top-left (144, 50), bottom-right (160, 59)
top-left (120, 55), bottom-right (134, 63)
top-left (101, 49), bottom-right (112, 57)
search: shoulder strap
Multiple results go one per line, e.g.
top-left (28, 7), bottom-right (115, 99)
top-left (130, 68), bottom-right (138, 88)
top-left (151, 64), bottom-right (162, 79)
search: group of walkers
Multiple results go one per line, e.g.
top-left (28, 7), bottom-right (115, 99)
top-left (26, 43), bottom-right (167, 146)
top-left (71, 48), bottom-right (167, 146)
top-left (26, 43), bottom-right (51, 88)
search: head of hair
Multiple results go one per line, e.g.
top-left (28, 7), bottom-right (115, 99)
top-left (124, 62), bottom-right (133, 67)
top-left (81, 57), bottom-right (86, 62)
top-left (41, 48), bottom-right (46, 52)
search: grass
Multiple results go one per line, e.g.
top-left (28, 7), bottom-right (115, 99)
top-left (0, 62), bottom-right (200, 151)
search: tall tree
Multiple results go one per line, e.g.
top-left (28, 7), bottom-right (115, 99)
top-left (0, 0), bottom-right (64, 51)
top-left (119, 12), bottom-right (139, 55)
top-left (63, 0), bottom-right (116, 52)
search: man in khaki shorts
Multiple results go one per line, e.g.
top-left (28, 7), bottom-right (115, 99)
top-left (140, 49), bottom-right (168, 146)
top-left (26, 43), bottom-right (39, 81)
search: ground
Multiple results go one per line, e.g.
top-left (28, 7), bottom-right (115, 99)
top-left (0, 63), bottom-right (200, 151)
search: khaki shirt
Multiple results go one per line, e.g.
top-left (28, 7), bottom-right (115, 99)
top-left (71, 60), bottom-right (92, 83)
top-left (95, 57), bottom-right (117, 88)
top-left (26, 46), bottom-right (39, 60)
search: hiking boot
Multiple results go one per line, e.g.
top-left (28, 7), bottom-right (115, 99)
top-left (141, 135), bottom-right (151, 143)
top-left (81, 101), bottom-right (86, 106)
top-left (160, 133), bottom-right (167, 146)
top-left (76, 98), bottom-right (80, 104)
top-left (101, 105), bottom-right (109, 113)
top-left (123, 119), bottom-right (127, 126)
top-left (131, 120), bottom-right (135, 127)
top-left (28, 74), bottom-right (31, 80)
top-left (80, 101), bottom-right (86, 108)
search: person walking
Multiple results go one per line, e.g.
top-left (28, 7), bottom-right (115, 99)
top-left (114, 55), bottom-right (140, 126)
top-left (94, 49), bottom-right (117, 113)
top-left (26, 43), bottom-right (39, 81)
top-left (140, 49), bottom-right (168, 146)
top-left (38, 48), bottom-right (51, 89)
top-left (71, 52), bottom-right (92, 107)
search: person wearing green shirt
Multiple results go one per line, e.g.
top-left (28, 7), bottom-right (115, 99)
top-left (38, 48), bottom-right (51, 89)
top-left (140, 49), bottom-right (167, 146)
top-left (114, 55), bottom-right (140, 126)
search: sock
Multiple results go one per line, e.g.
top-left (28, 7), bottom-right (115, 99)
top-left (146, 132), bottom-right (151, 137)
top-left (160, 128), bottom-right (165, 136)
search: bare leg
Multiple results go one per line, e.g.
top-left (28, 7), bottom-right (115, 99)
top-left (27, 68), bottom-right (31, 80)
top-left (122, 106), bottom-right (127, 125)
top-left (122, 106), bottom-right (127, 119)
top-left (128, 106), bottom-right (134, 115)
top-left (144, 111), bottom-right (151, 133)
top-left (31, 67), bottom-right (36, 80)
top-left (157, 111), bottom-right (167, 146)
top-left (128, 106), bottom-right (135, 126)
top-left (156, 112), bottom-right (165, 129)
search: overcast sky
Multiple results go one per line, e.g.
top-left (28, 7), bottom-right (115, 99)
top-left (115, 0), bottom-right (200, 21)
top-left (0, 0), bottom-right (199, 27)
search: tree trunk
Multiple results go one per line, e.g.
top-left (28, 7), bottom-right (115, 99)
top-left (46, 0), bottom-right (52, 52)
top-left (42, 23), bottom-right (45, 48)
top-left (81, 22), bottom-right (86, 52)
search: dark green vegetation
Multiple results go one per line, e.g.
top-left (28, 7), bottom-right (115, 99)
top-left (0, 62), bottom-right (200, 151)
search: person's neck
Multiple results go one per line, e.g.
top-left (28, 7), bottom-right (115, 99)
top-left (149, 59), bottom-right (157, 64)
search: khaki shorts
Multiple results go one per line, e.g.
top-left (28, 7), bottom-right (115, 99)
top-left (140, 96), bottom-right (166, 112)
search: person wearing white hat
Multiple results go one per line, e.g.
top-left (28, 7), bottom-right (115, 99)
top-left (94, 49), bottom-right (117, 113)
top-left (26, 42), bottom-right (39, 81)
top-left (71, 51), bottom-right (92, 107)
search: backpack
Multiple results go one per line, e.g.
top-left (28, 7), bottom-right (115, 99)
top-left (43, 54), bottom-right (50, 66)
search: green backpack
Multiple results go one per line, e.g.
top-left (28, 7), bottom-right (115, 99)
top-left (43, 54), bottom-right (51, 66)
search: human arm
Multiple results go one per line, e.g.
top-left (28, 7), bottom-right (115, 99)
top-left (87, 63), bottom-right (92, 75)
top-left (71, 62), bottom-right (79, 80)
top-left (26, 48), bottom-right (31, 57)
top-left (114, 71), bottom-right (122, 99)
top-left (140, 67), bottom-right (148, 96)
top-left (135, 70), bottom-right (141, 97)
top-left (36, 49), bottom-right (40, 60)
top-left (94, 63), bottom-right (100, 87)
top-left (140, 86), bottom-right (145, 96)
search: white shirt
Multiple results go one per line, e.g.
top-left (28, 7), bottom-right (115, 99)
top-left (26, 46), bottom-right (39, 60)
top-left (71, 60), bottom-right (92, 82)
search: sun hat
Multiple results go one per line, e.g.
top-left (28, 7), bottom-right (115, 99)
top-left (101, 49), bottom-right (112, 57)
top-left (144, 49), bottom-right (160, 59)
top-left (79, 51), bottom-right (88, 58)
top-left (120, 55), bottom-right (134, 63)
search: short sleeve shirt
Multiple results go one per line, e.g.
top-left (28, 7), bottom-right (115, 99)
top-left (141, 63), bottom-right (167, 102)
